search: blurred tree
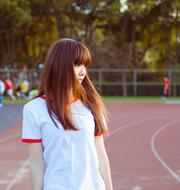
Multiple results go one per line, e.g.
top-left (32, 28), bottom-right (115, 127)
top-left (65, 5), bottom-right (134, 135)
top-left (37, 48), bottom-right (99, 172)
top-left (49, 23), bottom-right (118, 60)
top-left (0, 0), bottom-right (31, 67)
top-left (0, 0), bottom-right (179, 72)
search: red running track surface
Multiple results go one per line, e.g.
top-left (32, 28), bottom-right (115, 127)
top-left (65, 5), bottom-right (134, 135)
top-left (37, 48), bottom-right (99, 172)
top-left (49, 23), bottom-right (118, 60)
top-left (0, 103), bottom-right (180, 190)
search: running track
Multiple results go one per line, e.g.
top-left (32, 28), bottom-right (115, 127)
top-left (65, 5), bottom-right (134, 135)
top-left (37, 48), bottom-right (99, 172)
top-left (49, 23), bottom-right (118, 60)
top-left (0, 103), bottom-right (180, 190)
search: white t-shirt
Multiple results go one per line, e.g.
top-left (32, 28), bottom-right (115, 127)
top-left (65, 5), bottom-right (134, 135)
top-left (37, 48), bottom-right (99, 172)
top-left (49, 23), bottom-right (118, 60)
top-left (22, 96), bottom-right (108, 190)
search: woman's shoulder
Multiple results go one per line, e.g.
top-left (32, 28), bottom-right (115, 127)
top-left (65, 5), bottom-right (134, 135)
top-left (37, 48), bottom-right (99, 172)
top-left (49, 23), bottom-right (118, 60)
top-left (24, 96), bottom-right (46, 114)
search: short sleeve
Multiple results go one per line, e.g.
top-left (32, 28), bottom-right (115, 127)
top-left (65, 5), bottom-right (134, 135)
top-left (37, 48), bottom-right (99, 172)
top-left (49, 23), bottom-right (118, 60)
top-left (94, 114), bottom-right (109, 137)
top-left (22, 105), bottom-right (42, 143)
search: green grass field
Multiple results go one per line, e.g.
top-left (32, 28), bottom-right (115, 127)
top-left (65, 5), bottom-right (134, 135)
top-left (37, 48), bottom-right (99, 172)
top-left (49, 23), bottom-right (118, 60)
top-left (102, 96), bottom-right (180, 103)
top-left (3, 96), bottom-right (180, 105)
top-left (3, 97), bottom-right (28, 104)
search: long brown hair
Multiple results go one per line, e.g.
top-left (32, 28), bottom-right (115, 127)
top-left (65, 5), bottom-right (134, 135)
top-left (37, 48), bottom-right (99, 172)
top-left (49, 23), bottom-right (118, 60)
top-left (38, 38), bottom-right (108, 135)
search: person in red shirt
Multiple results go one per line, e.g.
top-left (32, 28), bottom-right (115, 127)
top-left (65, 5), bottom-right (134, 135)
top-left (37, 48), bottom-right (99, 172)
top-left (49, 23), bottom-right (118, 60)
top-left (163, 75), bottom-right (170, 97)
top-left (5, 78), bottom-right (16, 100)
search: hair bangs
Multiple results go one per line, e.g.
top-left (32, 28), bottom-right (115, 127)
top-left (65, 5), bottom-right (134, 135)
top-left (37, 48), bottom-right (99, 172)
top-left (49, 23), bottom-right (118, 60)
top-left (74, 43), bottom-right (91, 67)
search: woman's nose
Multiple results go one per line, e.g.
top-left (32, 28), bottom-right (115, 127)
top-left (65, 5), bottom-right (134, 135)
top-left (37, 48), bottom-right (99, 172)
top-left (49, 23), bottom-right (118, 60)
top-left (79, 66), bottom-right (86, 75)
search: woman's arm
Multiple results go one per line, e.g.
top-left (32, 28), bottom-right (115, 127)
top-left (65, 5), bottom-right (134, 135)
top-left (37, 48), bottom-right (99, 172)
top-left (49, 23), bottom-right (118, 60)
top-left (95, 135), bottom-right (113, 190)
top-left (28, 143), bottom-right (44, 190)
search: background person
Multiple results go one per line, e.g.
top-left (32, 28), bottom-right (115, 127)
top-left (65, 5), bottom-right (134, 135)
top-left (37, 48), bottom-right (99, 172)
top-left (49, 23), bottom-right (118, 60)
top-left (28, 88), bottom-right (39, 100)
top-left (19, 80), bottom-right (30, 98)
top-left (15, 80), bottom-right (30, 99)
top-left (5, 78), bottom-right (16, 100)
top-left (163, 75), bottom-right (170, 98)
top-left (0, 79), bottom-right (5, 107)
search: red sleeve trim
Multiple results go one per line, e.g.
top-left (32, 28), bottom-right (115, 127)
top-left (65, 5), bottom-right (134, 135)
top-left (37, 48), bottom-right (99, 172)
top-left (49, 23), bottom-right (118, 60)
top-left (94, 129), bottom-right (109, 136)
top-left (22, 139), bottom-right (42, 143)
top-left (95, 132), bottom-right (103, 136)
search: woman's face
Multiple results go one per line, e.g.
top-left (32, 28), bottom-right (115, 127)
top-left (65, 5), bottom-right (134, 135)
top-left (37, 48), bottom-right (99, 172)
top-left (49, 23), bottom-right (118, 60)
top-left (74, 65), bottom-right (87, 83)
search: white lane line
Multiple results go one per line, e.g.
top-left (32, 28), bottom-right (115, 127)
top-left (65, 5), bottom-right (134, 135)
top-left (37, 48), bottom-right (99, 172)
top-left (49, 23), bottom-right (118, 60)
top-left (5, 159), bottom-right (29, 190)
top-left (105, 116), bottom-right (165, 141)
top-left (0, 180), bottom-right (12, 185)
top-left (165, 100), bottom-right (180, 104)
top-left (150, 120), bottom-right (180, 183)
top-left (0, 132), bottom-right (21, 143)
top-left (0, 128), bottom-right (26, 189)
top-left (132, 186), bottom-right (142, 190)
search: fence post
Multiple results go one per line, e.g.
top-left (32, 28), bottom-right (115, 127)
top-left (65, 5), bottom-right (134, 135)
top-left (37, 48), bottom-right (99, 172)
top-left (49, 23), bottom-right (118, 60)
top-left (98, 69), bottom-right (102, 94)
top-left (133, 69), bottom-right (137, 96)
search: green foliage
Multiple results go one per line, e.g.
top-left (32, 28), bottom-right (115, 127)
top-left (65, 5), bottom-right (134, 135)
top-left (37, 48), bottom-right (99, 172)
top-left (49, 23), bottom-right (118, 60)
top-left (0, 0), bottom-right (31, 31)
top-left (0, 0), bottom-right (179, 69)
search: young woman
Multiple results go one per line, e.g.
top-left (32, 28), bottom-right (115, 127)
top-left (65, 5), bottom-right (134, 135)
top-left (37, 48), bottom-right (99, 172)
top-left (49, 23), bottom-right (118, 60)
top-left (22, 38), bottom-right (113, 190)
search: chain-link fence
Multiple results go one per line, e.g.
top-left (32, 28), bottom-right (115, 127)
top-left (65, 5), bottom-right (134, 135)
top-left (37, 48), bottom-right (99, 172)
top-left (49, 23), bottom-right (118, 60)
top-left (0, 68), bottom-right (180, 96)
top-left (88, 69), bottom-right (180, 96)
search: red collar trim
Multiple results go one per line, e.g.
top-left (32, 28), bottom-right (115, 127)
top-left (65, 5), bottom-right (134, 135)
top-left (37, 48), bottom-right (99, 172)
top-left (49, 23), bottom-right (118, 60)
top-left (39, 95), bottom-right (45, 99)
